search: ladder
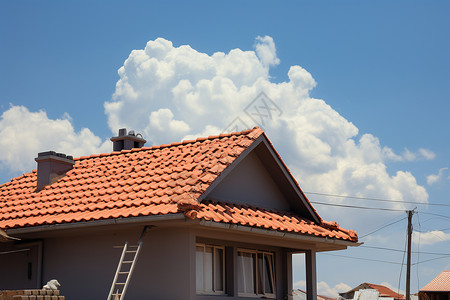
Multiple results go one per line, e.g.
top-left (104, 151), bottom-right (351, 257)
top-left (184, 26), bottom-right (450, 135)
top-left (107, 241), bottom-right (143, 300)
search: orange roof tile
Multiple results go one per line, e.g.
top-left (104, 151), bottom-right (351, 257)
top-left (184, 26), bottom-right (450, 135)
top-left (0, 127), bottom-right (357, 243)
top-left (420, 270), bottom-right (450, 292)
top-left (365, 283), bottom-right (405, 299)
top-left (191, 200), bottom-right (357, 242)
top-left (343, 283), bottom-right (405, 299)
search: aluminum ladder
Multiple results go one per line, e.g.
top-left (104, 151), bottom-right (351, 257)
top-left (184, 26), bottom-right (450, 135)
top-left (107, 241), bottom-right (142, 300)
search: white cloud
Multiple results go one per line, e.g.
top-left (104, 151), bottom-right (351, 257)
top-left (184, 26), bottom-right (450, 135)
top-left (0, 105), bottom-right (110, 173)
top-left (293, 280), bottom-right (351, 297)
top-left (413, 230), bottom-right (450, 245)
top-left (104, 36), bottom-right (429, 230)
top-left (383, 147), bottom-right (435, 162)
top-left (254, 35), bottom-right (280, 68)
top-left (293, 280), bottom-right (306, 290)
top-left (419, 148), bottom-right (436, 160)
top-left (317, 281), bottom-right (351, 297)
top-left (426, 167), bottom-right (448, 185)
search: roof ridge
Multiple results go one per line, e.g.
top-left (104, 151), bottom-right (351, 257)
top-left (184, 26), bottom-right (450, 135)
top-left (1, 127), bottom-right (264, 187)
top-left (74, 127), bottom-right (264, 161)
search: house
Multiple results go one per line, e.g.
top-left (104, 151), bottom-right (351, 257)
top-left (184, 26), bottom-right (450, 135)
top-left (0, 127), bottom-right (359, 300)
top-left (339, 283), bottom-right (406, 300)
top-left (419, 270), bottom-right (450, 300)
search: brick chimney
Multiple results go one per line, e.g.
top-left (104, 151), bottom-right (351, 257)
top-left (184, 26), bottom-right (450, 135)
top-left (35, 151), bottom-right (75, 191)
top-left (110, 128), bottom-right (146, 151)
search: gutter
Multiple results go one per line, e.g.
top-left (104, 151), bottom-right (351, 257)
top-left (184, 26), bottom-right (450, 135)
top-left (6, 213), bottom-right (360, 248)
top-left (6, 213), bottom-right (186, 235)
top-left (194, 219), bottom-right (361, 248)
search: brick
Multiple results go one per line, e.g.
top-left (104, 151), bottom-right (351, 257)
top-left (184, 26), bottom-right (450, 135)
top-left (36, 296), bottom-right (43, 300)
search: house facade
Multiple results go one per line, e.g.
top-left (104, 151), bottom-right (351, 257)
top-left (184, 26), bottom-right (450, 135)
top-left (419, 270), bottom-right (450, 300)
top-left (0, 128), bottom-right (359, 300)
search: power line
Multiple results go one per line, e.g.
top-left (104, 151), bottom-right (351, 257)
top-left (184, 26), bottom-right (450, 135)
top-left (305, 191), bottom-right (450, 207)
top-left (310, 201), bottom-right (406, 212)
top-left (359, 217), bottom-right (407, 238)
top-left (419, 212), bottom-right (450, 220)
top-left (320, 253), bottom-right (404, 265)
top-left (412, 255), bottom-right (450, 265)
top-left (321, 250), bottom-right (450, 266)
top-left (359, 245), bottom-right (450, 256)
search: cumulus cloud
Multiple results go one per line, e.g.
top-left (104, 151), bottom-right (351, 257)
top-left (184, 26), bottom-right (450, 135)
top-left (254, 36), bottom-right (280, 68)
top-left (293, 281), bottom-right (351, 297)
top-left (427, 167), bottom-right (448, 185)
top-left (318, 281), bottom-right (351, 297)
top-left (383, 147), bottom-right (435, 162)
top-left (104, 36), bottom-right (429, 229)
top-left (0, 105), bottom-right (110, 173)
top-left (413, 230), bottom-right (450, 245)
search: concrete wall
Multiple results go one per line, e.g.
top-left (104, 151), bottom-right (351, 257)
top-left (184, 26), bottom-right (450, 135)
top-left (0, 242), bottom-right (41, 290)
top-left (209, 151), bottom-right (291, 212)
top-left (1, 223), bottom-right (307, 300)
top-left (1, 225), bottom-right (194, 300)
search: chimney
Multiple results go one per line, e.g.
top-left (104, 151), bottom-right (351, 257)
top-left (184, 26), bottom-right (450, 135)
top-left (35, 151), bottom-right (75, 191)
top-left (110, 128), bottom-right (147, 151)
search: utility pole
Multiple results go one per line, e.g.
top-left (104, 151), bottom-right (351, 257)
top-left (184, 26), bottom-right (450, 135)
top-left (406, 209), bottom-right (414, 300)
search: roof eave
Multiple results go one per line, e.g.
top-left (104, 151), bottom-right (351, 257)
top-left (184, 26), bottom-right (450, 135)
top-left (193, 218), bottom-right (361, 250)
top-left (5, 213), bottom-right (187, 236)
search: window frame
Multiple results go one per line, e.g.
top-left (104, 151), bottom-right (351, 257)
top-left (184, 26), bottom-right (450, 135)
top-left (237, 248), bottom-right (276, 298)
top-left (196, 243), bottom-right (226, 295)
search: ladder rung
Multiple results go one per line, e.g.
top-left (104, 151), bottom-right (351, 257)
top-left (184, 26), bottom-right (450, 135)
top-left (118, 272), bottom-right (129, 275)
top-left (122, 261), bottom-right (133, 264)
top-left (125, 250), bottom-right (137, 253)
top-left (115, 282), bottom-right (125, 285)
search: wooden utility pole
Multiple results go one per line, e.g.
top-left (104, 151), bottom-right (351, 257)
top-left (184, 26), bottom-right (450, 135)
top-left (406, 210), bottom-right (414, 300)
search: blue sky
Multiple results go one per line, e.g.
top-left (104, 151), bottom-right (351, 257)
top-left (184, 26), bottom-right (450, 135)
top-left (1, 0), bottom-right (450, 296)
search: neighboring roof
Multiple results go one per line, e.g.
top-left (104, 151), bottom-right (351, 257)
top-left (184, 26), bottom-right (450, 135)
top-left (0, 127), bottom-right (357, 243)
top-left (420, 270), bottom-right (450, 292)
top-left (341, 283), bottom-right (405, 299)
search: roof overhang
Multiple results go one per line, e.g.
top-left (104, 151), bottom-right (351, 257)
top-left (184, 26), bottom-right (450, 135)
top-left (190, 218), bottom-right (360, 252)
top-left (5, 214), bottom-right (360, 251)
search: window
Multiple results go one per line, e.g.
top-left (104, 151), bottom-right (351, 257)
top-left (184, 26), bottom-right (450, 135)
top-left (196, 244), bottom-right (225, 294)
top-left (237, 249), bottom-right (275, 298)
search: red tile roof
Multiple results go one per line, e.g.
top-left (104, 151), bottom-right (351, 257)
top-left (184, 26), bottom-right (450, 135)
top-left (0, 127), bottom-right (357, 243)
top-left (421, 270), bottom-right (450, 292)
top-left (342, 283), bottom-right (405, 299)
top-left (365, 283), bottom-right (405, 299)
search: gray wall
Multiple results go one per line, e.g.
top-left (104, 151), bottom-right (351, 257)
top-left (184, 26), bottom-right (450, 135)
top-left (210, 151), bottom-right (291, 211)
top-left (0, 242), bottom-right (40, 290)
top-left (1, 225), bottom-right (195, 300)
top-left (1, 223), bottom-right (304, 300)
